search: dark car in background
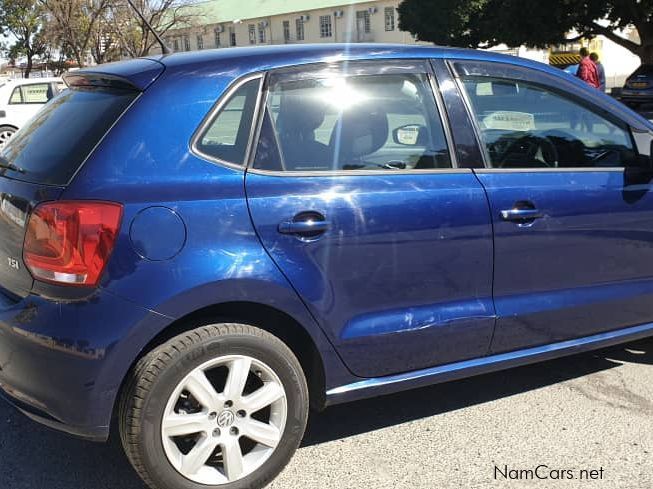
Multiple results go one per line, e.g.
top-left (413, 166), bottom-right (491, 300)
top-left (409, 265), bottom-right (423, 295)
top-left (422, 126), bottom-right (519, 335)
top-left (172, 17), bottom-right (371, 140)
top-left (621, 64), bottom-right (653, 107)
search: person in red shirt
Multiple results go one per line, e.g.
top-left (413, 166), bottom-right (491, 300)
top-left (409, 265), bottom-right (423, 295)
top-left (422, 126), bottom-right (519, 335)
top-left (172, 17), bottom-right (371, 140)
top-left (576, 47), bottom-right (600, 89)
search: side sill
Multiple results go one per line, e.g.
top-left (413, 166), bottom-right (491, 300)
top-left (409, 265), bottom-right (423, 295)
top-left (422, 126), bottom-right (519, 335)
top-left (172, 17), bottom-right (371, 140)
top-left (325, 322), bottom-right (653, 405)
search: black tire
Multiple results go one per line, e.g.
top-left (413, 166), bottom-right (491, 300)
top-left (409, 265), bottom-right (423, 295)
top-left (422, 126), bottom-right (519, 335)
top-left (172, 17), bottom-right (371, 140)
top-left (0, 125), bottom-right (17, 148)
top-left (119, 323), bottom-right (309, 489)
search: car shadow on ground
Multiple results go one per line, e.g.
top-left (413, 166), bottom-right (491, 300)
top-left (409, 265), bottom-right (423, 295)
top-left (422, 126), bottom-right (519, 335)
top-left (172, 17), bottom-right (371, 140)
top-left (0, 337), bottom-right (651, 489)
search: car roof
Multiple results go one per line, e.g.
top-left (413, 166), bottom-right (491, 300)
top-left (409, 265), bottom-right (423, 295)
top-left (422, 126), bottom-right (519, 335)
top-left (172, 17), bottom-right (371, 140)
top-left (146, 43), bottom-right (563, 77)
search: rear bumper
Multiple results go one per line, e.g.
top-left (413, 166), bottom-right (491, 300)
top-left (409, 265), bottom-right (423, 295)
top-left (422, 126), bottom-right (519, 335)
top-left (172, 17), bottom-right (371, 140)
top-left (0, 287), bottom-right (171, 441)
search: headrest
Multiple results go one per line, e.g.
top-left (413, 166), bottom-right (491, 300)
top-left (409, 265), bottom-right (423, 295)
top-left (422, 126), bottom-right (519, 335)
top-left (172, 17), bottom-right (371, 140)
top-left (330, 105), bottom-right (388, 161)
top-left (276, 94), bottom-right (326, 136)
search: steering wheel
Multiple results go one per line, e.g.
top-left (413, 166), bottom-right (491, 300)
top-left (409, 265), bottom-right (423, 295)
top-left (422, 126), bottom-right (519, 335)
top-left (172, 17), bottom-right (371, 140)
top-left (496, 135), bottom-right (559, 168)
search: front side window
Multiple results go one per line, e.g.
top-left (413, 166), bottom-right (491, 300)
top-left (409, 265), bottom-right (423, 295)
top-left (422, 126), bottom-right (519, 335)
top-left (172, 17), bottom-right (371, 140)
top-left (459, 76), bottom-right (637, 169)
top-left (320, 15), bottom-right (332, 38)
top-left (196, 78), bottom-right (261, 166)
top-left (253, 71), bottom-right (452, 172)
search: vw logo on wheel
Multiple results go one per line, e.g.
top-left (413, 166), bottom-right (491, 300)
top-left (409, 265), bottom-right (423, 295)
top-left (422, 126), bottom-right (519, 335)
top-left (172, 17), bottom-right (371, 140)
top-left (217, 410), bottom-right (235, 428)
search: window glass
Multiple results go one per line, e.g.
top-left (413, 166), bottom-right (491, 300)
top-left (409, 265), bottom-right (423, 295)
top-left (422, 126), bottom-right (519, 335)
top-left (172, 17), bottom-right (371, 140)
top-left (385, 7), bottom-right (395, 31)
top-left (296, 18), bottom-right (305, 41)
top-left (197, 78), bottom-right (260, 165)
top-left (1, 87), bottom-right (137, 185)
top-left (459, 76), bottom-right (637, 168)
top-left (320, 15), bottom-right (332, 38)
top-left (253, 72), bottom-right (451, 172)
top-left (9, 87), bottom-right (22, 104)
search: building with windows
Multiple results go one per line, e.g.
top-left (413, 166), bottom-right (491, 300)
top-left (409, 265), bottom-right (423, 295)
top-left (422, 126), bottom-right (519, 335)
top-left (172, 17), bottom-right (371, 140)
top-left (162, 0), bottom-right (642, 90)
top-left (163, 0), bottom-right (417, 53)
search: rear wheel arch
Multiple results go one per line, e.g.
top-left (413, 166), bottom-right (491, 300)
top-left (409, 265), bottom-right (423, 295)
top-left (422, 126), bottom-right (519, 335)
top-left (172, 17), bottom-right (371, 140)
top-left (113, 301), bottom-right (327, 427)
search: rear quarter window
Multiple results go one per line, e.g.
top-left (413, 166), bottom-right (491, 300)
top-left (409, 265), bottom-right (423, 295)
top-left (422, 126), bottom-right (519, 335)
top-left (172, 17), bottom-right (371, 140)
top-left (1, 87), bottom-right (137, 185)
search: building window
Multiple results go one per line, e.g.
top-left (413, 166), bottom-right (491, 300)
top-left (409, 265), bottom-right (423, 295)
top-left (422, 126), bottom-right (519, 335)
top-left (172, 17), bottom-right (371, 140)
top-left (384, 7), bottom-right (395, 31)
top-left (283, 20), bottom-right (290, 42)
top-left (183, 35), bottom-right (191, 51)
top-left (319, 15), bottom-right (332, 38)
top-left (196, 34), bottom-right (204, 50)
top-left (258, 22), bottom-right (267, 43)
top-left (356, 10), bottom-right (371, 33)
top-left (173, 38), bottom-right (179, 51)
top-left (296, 18), bottom-right (305, 41)
top-left (214, 27), bottom-right (221, 47)
top-left (248, 24), bottom-right (256, 44)
top-left (229, 26), bottom-right (236, 46)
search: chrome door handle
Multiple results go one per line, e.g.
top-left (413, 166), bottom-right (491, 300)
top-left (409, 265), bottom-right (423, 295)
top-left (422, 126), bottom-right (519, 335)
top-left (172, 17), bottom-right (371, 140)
top-left (500, 209), bottom-right (543, 221)
top-left (278, 212), bottom-right (330, 238)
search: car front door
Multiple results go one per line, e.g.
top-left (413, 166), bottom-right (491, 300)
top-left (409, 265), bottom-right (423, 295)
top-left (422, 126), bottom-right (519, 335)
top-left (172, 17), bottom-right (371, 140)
top-left (243, 60), bottom-right (496, 378)
top-left (451, 59), bottom-right (653, 354)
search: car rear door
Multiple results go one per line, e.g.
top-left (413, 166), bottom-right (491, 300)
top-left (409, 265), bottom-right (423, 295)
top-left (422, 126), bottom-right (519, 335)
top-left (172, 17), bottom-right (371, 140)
top-left (243, 60), bottom-right (495, 378)
top-left (448, 59), bottom-right (653, 354)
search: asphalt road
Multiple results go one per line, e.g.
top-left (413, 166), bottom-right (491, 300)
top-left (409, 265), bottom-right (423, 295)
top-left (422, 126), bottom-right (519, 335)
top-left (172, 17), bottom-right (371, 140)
top-left (1, 337), bottom-right (651, 489)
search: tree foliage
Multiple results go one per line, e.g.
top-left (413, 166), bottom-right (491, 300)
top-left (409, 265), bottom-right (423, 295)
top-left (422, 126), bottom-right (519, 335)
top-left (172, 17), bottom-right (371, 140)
top-left (398, 0), bottom-right (653, 62)
top-left (40, 0), bottom-right (111, 68)
top-left (0, 0), bottom-right (47, 77)
top-left (107, 0), bottom-right (196, 58)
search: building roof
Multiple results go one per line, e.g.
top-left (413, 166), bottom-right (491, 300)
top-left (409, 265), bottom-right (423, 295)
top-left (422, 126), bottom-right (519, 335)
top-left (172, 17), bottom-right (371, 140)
top-left (191, 0), bottom-right (373, 24)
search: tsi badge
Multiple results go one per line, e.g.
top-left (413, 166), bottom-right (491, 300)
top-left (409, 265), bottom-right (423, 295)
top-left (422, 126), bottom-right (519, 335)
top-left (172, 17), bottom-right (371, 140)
top-left (7, 257), bottom-right (20, 270)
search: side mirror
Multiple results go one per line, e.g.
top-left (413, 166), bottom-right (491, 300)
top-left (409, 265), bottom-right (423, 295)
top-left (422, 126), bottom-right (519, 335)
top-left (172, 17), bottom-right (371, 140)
top-left (392, 124), bottom-right (427, 146)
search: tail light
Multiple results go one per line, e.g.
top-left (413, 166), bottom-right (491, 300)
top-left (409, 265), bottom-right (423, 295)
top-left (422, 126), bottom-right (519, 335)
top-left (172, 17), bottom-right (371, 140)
top-left (23, 201), bottom-right (123, 286)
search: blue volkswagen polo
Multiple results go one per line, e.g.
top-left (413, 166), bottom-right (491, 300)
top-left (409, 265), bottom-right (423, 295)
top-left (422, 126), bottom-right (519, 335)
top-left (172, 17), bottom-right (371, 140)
top-left (1, 44), bottom-right (653, 489)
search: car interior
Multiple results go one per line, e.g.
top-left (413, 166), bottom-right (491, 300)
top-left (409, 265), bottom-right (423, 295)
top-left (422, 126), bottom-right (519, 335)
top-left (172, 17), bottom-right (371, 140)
top-left (265, 73), bottom-right (452, 172)
top-left (462, 77), bottom-right (638, 168)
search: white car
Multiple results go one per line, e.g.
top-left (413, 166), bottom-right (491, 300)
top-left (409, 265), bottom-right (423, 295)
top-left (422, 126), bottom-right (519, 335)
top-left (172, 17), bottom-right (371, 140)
top-left (0, 77), bottom-right (64, 148)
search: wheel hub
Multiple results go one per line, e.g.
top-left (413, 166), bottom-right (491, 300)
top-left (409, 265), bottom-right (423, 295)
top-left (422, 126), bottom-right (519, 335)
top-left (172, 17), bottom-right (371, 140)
top-left (216, 410), bottom-right (235, 428)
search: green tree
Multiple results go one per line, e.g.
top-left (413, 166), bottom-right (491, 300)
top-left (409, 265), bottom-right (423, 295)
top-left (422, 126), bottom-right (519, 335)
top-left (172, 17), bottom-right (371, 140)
top-left (0, 0), bottom-right (47, 77)
top-left (398, 0), bottom-right (653, 63)
top-left (40, 0), bottom-right (111, 68)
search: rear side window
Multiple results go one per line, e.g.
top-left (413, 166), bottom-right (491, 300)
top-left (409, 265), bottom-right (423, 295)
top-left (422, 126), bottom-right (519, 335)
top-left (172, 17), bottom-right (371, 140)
top-left (1, 87), bottom-right (137, 185)
top-left (195, 77), bottom-right (261, 166)
top-left (253, 72), bottom-right (451, 172)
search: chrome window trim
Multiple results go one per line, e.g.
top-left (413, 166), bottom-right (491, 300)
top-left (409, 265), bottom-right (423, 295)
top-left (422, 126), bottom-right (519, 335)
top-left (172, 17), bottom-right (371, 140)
top-left (246, 59), bottom-right (459, 176)
top-left (247, 168), bottom-right (473, 178)
top-left (190, 72), bottom-right (265, 171)
top-left (474, 167), bottom-right (626, 174)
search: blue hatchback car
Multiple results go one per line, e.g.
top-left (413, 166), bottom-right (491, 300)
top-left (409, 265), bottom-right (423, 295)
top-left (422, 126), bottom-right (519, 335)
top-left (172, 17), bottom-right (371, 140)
top-left (1, 44), bottom-right (653, 489)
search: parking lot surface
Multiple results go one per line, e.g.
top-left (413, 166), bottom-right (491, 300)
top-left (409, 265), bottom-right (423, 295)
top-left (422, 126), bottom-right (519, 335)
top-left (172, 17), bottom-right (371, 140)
top-left (1, 337), bottom-right (651, 489)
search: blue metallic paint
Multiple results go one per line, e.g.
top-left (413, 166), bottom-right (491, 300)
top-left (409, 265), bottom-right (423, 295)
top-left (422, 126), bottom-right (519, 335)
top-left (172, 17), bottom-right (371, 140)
top-left (1, 44), bottom-right (653, 442)
top-left (245, 171), bottom-right (496, 377)
top-left (475, 170), bottom-right (653, 353)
